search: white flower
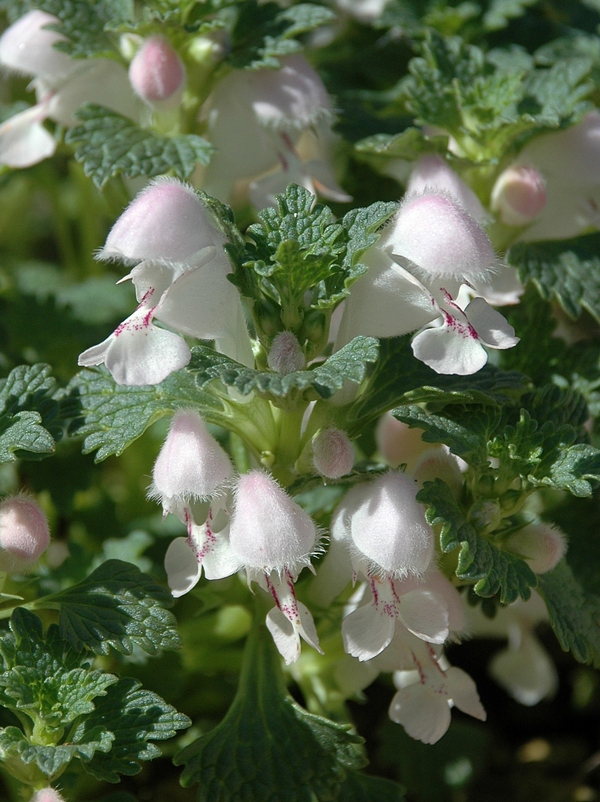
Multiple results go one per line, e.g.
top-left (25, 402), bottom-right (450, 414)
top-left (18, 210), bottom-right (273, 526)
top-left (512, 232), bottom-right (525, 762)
top-left (502, 521), bottom-right (567, 574)
top-left (388, 641), bottom-right (486, 744)
top-left (466, 592), bottom-right (558, 706)
top-left (410, 291), bottom-right (519, 376)
top-left (335, 471), bottom-right (435, 578)
top-left (201, 54), bottom-right (347, 205)
top-left (229, 471), bottom-right (323, 664)
top-left (0, 10), bottom-right (139, 167)
top-left (165, 469), bottom-right (323, 664)
top-left (336, 189), bottom-right (519, 374)
top-left (149, 409), bottom-right (234, 516)
top-left (30, 788), bottom-right (66, 802)
top-left (249, 135), bottom-right (351, 210)
top-left (398, 154), bottom-right (524, 305)
top-left (78, 178), bottom-right (253, 385)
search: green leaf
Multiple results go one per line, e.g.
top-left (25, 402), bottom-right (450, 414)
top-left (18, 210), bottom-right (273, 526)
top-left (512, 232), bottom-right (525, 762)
top-left (242, 184), bottom-right (347, 303)
top-left (67, 366), bottom-right (221, 461)
top-left (35, 559), bottom-right (181, 655)
top-left (418, 479), bottom-right (537, 603)
top-left (337, 771), bottom-right (406, 801)
top-left (538, 561), bottom-right (600, 667)
top-left (0, 610), bottom-right (117, 778)
top-left (0, 364), bottom-right (63, 462)
top-left (189, 336), bottom-right (379, 400)
top-left (66, 105), bottom-right (213, 189)
top-left (81, 677), bottom-right (191, 782)
top-left (402, 32), bottom-right (592, 160)
top-left (507, 233), bottom-right (600, 323)
top-left (0, 724), bottom-right (113, 779)
top-left (175, 620), bottom-right (365, 801)
top-left (228, 0), bottom-right (336, 69)
top-left (0, 609), bottom-right (117, 726)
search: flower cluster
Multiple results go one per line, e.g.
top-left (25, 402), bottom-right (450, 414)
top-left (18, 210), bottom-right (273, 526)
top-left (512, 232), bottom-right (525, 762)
top-left (154, 410), bottom-right (322, 665)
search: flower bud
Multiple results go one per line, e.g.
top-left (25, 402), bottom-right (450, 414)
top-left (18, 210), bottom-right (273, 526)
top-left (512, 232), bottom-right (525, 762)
top-left (267, 331), bottom-right (305, 374)
top-left (504, 522), bottom-right (567, 574)
top-left (229, 471), bottom-right (318, 572)
top-left (150, 410), bottom-right (233, 508)
top-left (312, 428), bottom-right (354, 479)
top-left (0, 496), bottom-right (50, 572)
top-left (491, 165), bottom-right (547, 227)
top-left (31, 789), bottom-right (66, 802)
top-left (128, 36), bottom-right (185, 108)
top-left (384, 191), bottom-right (495, 280)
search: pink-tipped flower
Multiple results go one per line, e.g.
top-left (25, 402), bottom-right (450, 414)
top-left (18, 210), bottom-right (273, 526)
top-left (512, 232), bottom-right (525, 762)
top-left (230, 471), bottom-right (318, 574)
top-left (267, 331), bottom-right (305, 374)
top-left (78, 178), bottom-right (253, 385)
top-left (31, 788), bottom-right (66, 802)
top-left (226, 470), bottom-right (322, 664)
top-left (149, 409), bottom-right (233, 516)
top-left (129, 36), bottom-right (185, 109)
top-left (334, 196), bottom-right (518, 376)
top-left (383, 191), bottom-right (496, 282)
top-left (491, 165), bottom-right (547, 227)
top-left (99, 178), bottom-right (224, 266)
top-left (312, 428), bottom-right (354, 479)
top-left (0, 496), bottom-right (50, 572)
top-left (503, 521), bottom-right (567, 574)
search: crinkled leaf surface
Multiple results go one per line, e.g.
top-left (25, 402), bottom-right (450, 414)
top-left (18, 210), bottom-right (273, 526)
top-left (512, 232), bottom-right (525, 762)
top-left (189, 336), bottom-right (379, 400)
top-left (175, 621), bottom-right (366, 802)
top-left (0, 364), bottom-right (63, 462)
top-left (402, 32), bottom-right (592, 157)
top-left (35, 559), bottom-right (181, 655)
top-left (507, 233), bottom-right (600, 323)
top-left (80, 677), bottom-right (191, 783)
top-left (418, 479), bottom-right (537, 603)
top-left (0, 609), bottom-right (116, 726)
top-left (234, 186), bottom-right (395, 312)
top-left (67, 366), bottom-right (221, 461)
top-left (538, 561), bottom-right (600, 667)
top-left (0, 610), bottom-right (116, 778)
top-left (66, 106), bottom-right (213, 189)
